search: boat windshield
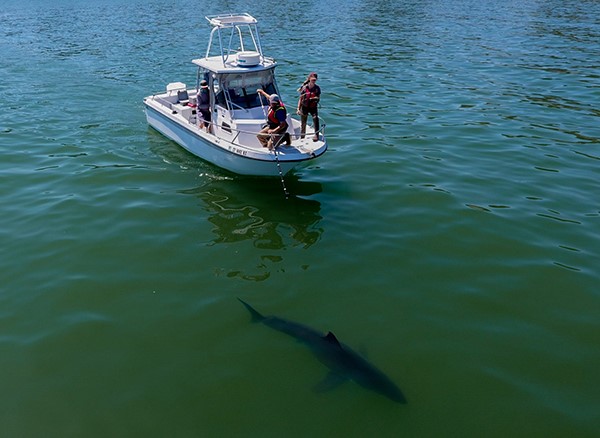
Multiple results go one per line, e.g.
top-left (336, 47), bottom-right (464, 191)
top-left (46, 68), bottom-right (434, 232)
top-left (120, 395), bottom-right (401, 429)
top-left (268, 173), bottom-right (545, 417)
top-left (215, 69), bottom-right (277, 110)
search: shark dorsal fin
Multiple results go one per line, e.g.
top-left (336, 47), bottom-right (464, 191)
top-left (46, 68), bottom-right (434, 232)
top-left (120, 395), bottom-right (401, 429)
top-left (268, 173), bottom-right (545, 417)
top-left (324, 331), bottom-right (342, 347)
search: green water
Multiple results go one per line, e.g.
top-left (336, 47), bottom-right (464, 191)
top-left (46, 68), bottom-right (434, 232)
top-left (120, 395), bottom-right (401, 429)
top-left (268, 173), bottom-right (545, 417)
top-left (1, 0), bottom-right (599, 436)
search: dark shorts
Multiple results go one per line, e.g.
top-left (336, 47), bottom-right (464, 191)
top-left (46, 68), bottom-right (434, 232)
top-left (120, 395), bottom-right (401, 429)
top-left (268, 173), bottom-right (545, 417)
top-left (199, 108), bottom-right (211, 121)
top-left (300, 106), bottom-right (318, 117)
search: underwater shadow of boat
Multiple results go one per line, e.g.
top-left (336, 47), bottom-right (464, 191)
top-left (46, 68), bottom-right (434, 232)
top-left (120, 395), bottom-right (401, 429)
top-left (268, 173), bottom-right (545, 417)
top-left (150, 133), bottom-right (324, 282)
top-left (191, 176), bottom-right (324, 249)
top-left (190, 178), bottom-right (324, 281)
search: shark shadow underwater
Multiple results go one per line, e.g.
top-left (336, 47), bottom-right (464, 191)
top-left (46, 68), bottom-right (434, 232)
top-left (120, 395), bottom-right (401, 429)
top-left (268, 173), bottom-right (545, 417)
top-left (238, 298), bottom-right (407, 403)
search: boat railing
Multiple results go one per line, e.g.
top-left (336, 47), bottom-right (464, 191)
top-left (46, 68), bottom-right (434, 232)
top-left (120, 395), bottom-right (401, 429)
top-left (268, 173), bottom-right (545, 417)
top-left (222, 88), bottom-right (249, 112)
top-left (190, 116), bottom-right (327, 149)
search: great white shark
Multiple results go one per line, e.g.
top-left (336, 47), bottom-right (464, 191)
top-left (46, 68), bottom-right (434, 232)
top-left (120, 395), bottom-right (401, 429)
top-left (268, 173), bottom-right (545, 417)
top-left (238, 298), bottom-right (407, 403)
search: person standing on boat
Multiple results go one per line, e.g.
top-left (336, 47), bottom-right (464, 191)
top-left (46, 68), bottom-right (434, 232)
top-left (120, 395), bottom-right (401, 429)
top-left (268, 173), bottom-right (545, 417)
top-left (197, 80), bottom-right (212, 133)
top-left (256, 90), bottom-right (291, 149)
top-left (297, 72), bottom-right (321, 141)
top-left (296, 72), bottom-right (318, 92)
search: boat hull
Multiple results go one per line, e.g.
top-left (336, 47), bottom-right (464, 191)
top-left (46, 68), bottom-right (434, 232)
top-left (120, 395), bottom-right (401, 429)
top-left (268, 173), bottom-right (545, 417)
top-left (144, 103), bottom-right (323, 176)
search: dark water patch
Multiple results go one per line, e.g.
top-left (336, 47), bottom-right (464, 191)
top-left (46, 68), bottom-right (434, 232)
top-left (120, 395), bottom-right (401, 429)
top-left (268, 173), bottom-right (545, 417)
top-left (536, 213), bottom-right (582, 225)
top-left (553, 262), bottom-right (581, 272)
top-left (35, 165), bottom-right (60, 171)
top-left (534, 166), bottom-right (559, 173)
top-left (49, 152), bottom-right (88, 158)
top-left (465, 204), bottom-right (491, 212)
top-left (558, 245), bottom-right (580, 253)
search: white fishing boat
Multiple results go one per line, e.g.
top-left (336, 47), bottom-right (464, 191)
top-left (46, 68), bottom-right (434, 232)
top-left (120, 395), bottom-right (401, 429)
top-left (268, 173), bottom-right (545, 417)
top-left (143, 13), bottom-right (327, 176)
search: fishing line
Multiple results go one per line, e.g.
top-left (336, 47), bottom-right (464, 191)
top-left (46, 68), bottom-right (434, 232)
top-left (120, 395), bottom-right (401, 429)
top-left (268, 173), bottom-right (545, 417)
top-left (260, 91), bottom-right (289, 198)
top-left (271, 134), bottom-right (290, 199)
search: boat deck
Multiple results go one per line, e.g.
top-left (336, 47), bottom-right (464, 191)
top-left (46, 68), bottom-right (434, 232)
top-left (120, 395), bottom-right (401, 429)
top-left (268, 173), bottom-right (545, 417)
top-left (145, 89), bottom-right (323, 154)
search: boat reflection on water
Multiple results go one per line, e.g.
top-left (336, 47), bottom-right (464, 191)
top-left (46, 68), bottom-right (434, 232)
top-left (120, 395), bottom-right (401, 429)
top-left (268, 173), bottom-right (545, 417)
top-left (149, 132), bottom-right (324, 280)
top-left (184, 174), bottom-right (324, 281)
top-left (196, 176), bottom-right (323, 248)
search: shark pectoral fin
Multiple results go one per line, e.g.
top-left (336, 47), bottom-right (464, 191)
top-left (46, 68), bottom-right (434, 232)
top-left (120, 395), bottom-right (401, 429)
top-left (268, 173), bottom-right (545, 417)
top-left (314, 372), bottom-right (348, 393)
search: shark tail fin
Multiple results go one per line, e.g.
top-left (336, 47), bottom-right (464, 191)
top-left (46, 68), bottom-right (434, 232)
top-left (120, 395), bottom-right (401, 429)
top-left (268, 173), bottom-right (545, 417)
top-left (238, 298), bottom-right (265, 323)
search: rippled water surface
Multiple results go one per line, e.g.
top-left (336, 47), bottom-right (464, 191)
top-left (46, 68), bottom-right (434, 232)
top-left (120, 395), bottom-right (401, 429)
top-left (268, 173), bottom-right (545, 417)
top-left (1, 0), bottom-right (599, 436)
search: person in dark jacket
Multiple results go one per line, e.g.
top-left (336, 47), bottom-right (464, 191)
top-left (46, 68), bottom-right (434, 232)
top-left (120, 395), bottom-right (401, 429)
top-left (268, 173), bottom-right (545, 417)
top-left (197, 80), bottom-right (211, 133)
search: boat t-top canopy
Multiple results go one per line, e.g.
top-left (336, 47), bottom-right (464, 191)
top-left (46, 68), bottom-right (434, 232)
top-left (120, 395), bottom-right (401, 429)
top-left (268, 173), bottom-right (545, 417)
top-left (202, 13), bottom-right (267, 69)
top-left (206, 13), bottom-right (257, 27)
